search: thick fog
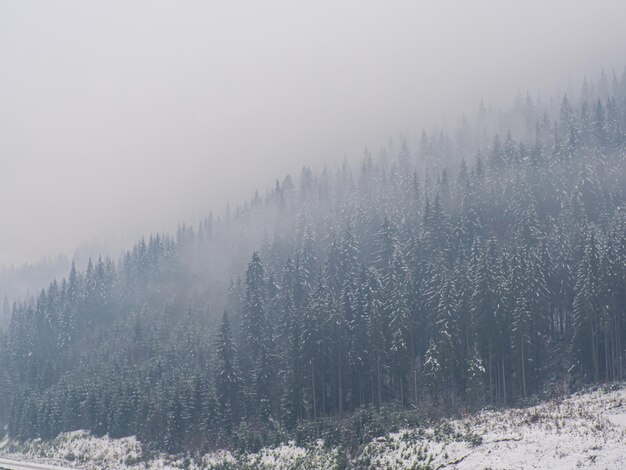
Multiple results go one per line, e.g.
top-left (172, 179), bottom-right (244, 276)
top-left (1, 0), bottom-right (625, 267)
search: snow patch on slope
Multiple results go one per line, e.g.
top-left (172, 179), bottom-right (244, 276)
top-left (355, 385), bottom-right (626, 469)
top-left (2, 385), bottom-right (625, 469)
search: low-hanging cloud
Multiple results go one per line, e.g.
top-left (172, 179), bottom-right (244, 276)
top-left (1, 0), bottom-right (625, 267)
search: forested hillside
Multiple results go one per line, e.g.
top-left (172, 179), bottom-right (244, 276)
top-left (1, 71), bottom-right (625, 455)
top-left (0, 256), bottom-right (70, 327)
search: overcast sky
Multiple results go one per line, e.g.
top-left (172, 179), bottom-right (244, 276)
top-left (1, 0), bottom-right (625, 267)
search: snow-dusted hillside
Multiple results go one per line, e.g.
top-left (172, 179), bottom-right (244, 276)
top-left (2, 385), bottom-right (626, 469)
top-left (354, 385), bottom-right (626, 469)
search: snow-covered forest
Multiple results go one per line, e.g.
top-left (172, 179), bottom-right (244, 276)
top-left (1, 70), bottom-right (625, 459)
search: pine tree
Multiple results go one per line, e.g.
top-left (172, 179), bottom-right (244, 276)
top-left (348, 266), bottom-right (371, 409)
top-left (470, 238), bottom-right (502, 403)
top-left (571, 233), bottom-right (601, 382)
top-left (387, 248), bottom-right (410, 406)
top-left (364, 266), bottom-right (386, 407)
top-left (240, 252), bottom-right (266, 417)
top-left (216, 311), bottom-right (242, 430)
top-left (512, 294), bottom-right (532, 399)
top-left (280, 291), bottom-right (303, 428)
top-left (432, 274), bottom-right (460, 403)
top-left (423, 341), bottom-right (442, 403)
top-left (465, 348), bottom-right (486, 408)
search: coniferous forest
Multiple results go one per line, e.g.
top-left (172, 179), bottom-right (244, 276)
top-left (1, 72), bottom-right (625, 455)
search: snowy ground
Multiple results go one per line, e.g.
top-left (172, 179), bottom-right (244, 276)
top-left (2, 384), bottom-right (626, 469)
top-left (354, 385), bottom-right (626, 469)
top-left (0, 432), bottom-right (338, 469)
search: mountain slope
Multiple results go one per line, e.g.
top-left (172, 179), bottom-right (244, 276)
top-left (0, 71), bottom-right (625, 456)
